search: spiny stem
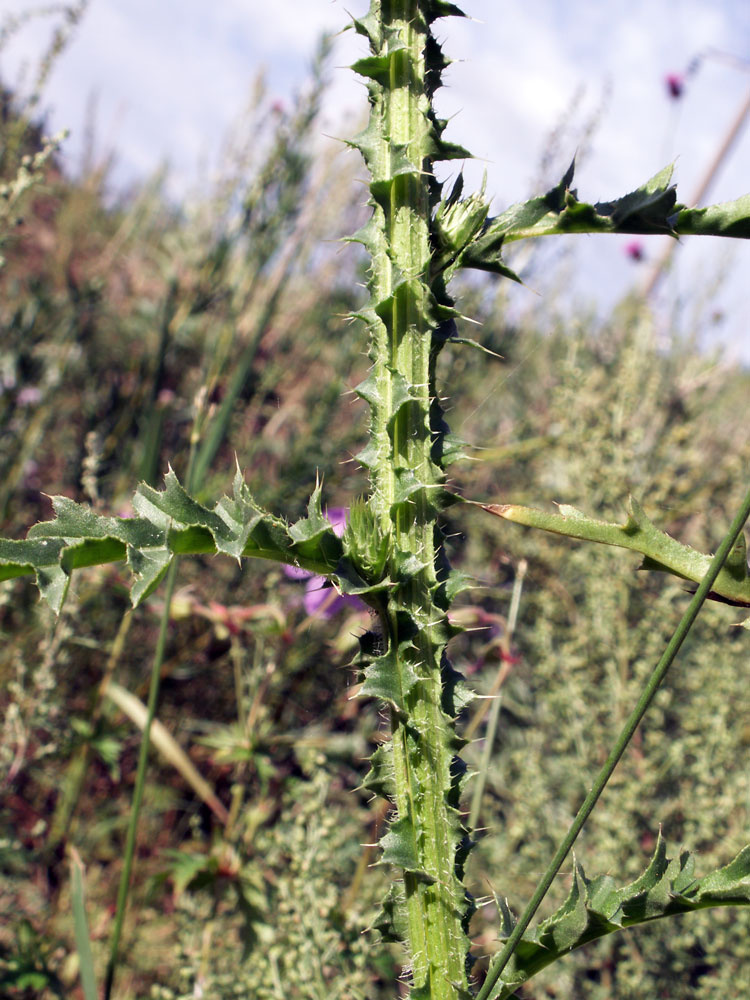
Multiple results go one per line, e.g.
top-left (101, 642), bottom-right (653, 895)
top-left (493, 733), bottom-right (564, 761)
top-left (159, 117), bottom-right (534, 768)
top-left (477, 483), bottom-right (750, 1000)
top-left (352, 2), bottom-right (473, 996)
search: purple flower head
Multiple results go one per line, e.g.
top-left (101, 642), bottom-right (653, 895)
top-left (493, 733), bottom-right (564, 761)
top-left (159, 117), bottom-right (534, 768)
top-left (283, 507), bottom-right (364, 619)
top-left (17, 386), bottom-right (42, 406)
top-left (325, 506), bottom-right (348, 538)
top-left (301, 577), bottom-right (362, 618)
top-left (624, 240), bottom-right (645, 263)
top-left (665, 73), bottom-right (684, 100)
top-left (283, 563), bottom-right (312, 581)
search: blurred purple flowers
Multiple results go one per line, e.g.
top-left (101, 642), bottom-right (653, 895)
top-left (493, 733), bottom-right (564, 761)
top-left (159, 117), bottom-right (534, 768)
top-left (624, 239), bottom-right (645, 263)
top-left (283, 507), bottom-right (363, 618)
top-left (665, 72), bottom-right (685, 100)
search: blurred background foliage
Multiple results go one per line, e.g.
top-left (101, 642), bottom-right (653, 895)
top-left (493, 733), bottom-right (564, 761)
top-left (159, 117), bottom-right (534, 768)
top-left (1, 14), bottom-right (749, 1000)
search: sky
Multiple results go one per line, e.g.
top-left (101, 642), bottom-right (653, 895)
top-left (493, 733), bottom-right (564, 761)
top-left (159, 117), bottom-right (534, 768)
top-left (1, 0), bottom-right (749, 359)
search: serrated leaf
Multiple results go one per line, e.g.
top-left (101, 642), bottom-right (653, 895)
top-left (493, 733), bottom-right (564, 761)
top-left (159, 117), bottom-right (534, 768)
top-left (392, 468), bottom-right (433, 506)
top-left (547, 862), bottom-right (589, 951)
top-left (352, 50), bottom-right (404, 86)
top-left (0, 472), bottom-right (346, 611)
top-left (461, 162), bottom-right (750, 279)
top-left (694, 845), bottom-right (750, 900)
top-left (444, 568), bottom-right (475, 602)
top-left (423, 0), bottom-right (467, 19)
top-left (350, 11), bottom-right (382, 47)
top-left (585, 874), bottom-right (622, 923)
top-left (432, 179), bottom-right (491, 276)
top-left (35, 561), bottom-right (71, 615)
top-left (480, 163), bottom-right (677, 251)
top-left (352, 369), bottom-right (385, 410)
top-left (136, 471), bottom-right (229, 542)
top-left (441, 659), bottom-right (475, 716)
top-left (674, 193), bottom-right (750, 238)
top-left (127, 544), bottom-right (173, 606)
top-left (482, 496), bottom-right (750, 607)
top-left (288, 481), bottom-right (342, 568)
top-left (724, 529), bottom-right (748, 579)
top-left (343, 217), bottom-right (382, 255)
top-left (379, 816), bottom-right (434, 879)
top-left (371, 882), bottom-right (409, 943)
top-left (487, 835), bottom-right (750, 999)
top-left (362, 742), bottom-right (395, 799)
top-left (359, 646), bottom-right (419, 713)
top-left (433, 428), bottom-right (468, 466)
top-left (353, 438), bottom-right (381, 472)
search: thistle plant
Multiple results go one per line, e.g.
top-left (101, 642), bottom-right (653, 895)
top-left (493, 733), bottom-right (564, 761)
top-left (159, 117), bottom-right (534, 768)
top-left (4, 3), bottom-right (750, 999)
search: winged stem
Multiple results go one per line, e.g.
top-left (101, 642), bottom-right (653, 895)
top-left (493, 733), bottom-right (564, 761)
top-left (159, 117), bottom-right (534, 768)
top-left (348, 3), bottom-right (475, 996)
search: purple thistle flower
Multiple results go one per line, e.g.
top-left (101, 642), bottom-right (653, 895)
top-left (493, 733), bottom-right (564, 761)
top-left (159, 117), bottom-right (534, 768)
top-left (301, 577), bottom-right (362, 618)
top-left (283, 563), bottom-right (312, 581)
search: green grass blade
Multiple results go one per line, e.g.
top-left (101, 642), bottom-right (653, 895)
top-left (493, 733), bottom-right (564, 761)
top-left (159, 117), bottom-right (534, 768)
top-left (103, 680), bottom-right (229, 825)
top-left (70, 849), bottom-right (99, 1000)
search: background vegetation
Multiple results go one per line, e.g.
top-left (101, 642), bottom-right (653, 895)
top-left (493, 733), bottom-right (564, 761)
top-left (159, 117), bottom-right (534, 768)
top-left (1, 23), bottom-right (749, 1000)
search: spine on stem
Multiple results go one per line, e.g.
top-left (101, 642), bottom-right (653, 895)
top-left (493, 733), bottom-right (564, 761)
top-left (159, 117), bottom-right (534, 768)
top-left (347, 3), bottom-right (481, 997)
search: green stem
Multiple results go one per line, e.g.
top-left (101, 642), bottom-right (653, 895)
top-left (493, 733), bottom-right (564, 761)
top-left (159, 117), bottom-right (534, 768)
top-left (105, 424), bottom-right (203, 999)
top-left (104, 559), bottom-right (178, 1000)
top-left (477, 483), bottom-right (750, 1000)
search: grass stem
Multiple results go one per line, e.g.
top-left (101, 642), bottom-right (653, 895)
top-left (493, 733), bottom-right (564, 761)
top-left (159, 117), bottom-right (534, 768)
top-left (477, 483), bottom-right (750, 1000)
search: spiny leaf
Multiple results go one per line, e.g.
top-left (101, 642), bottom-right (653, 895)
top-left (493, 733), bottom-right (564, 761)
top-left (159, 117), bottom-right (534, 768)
top-left (486, 835), bottom-right (750, 999)
top-left (674, 193), bottom-right (750, 238)
top-left (343, 498), bottom-right (391, 582)
top-left (423, 0), bottom-right (467, 19)
top-left (432, 427), bottom-right (469, 467)
top-left (481, 496), bottom-right (750, 608)
top-left (288, 480), bottom-right (343, 568)
top-left (481, 163), bottom-right (677, 246)
top-left (362, 741), bottom-right (396, 799)
top-left (392, 467), bottom-right (443, 510)
top-left (0, 471), bottom-right (345, 612)
top-left (352, 46), bottom-right (407, 87)
top-left (432, 178), bottom-right (491, 277)
top-left (350, 11), bottom-right (382, 48)
top-left (459, 160), bottom-right (574, 273)
top-left (371, 882), bottom-right (409, 943)
top-left (460, 161), bottom-right (750, 276)
top-left (358, 644), bottom-right (419, 713)
top-left (379, 816), bottom-right (430, 876)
